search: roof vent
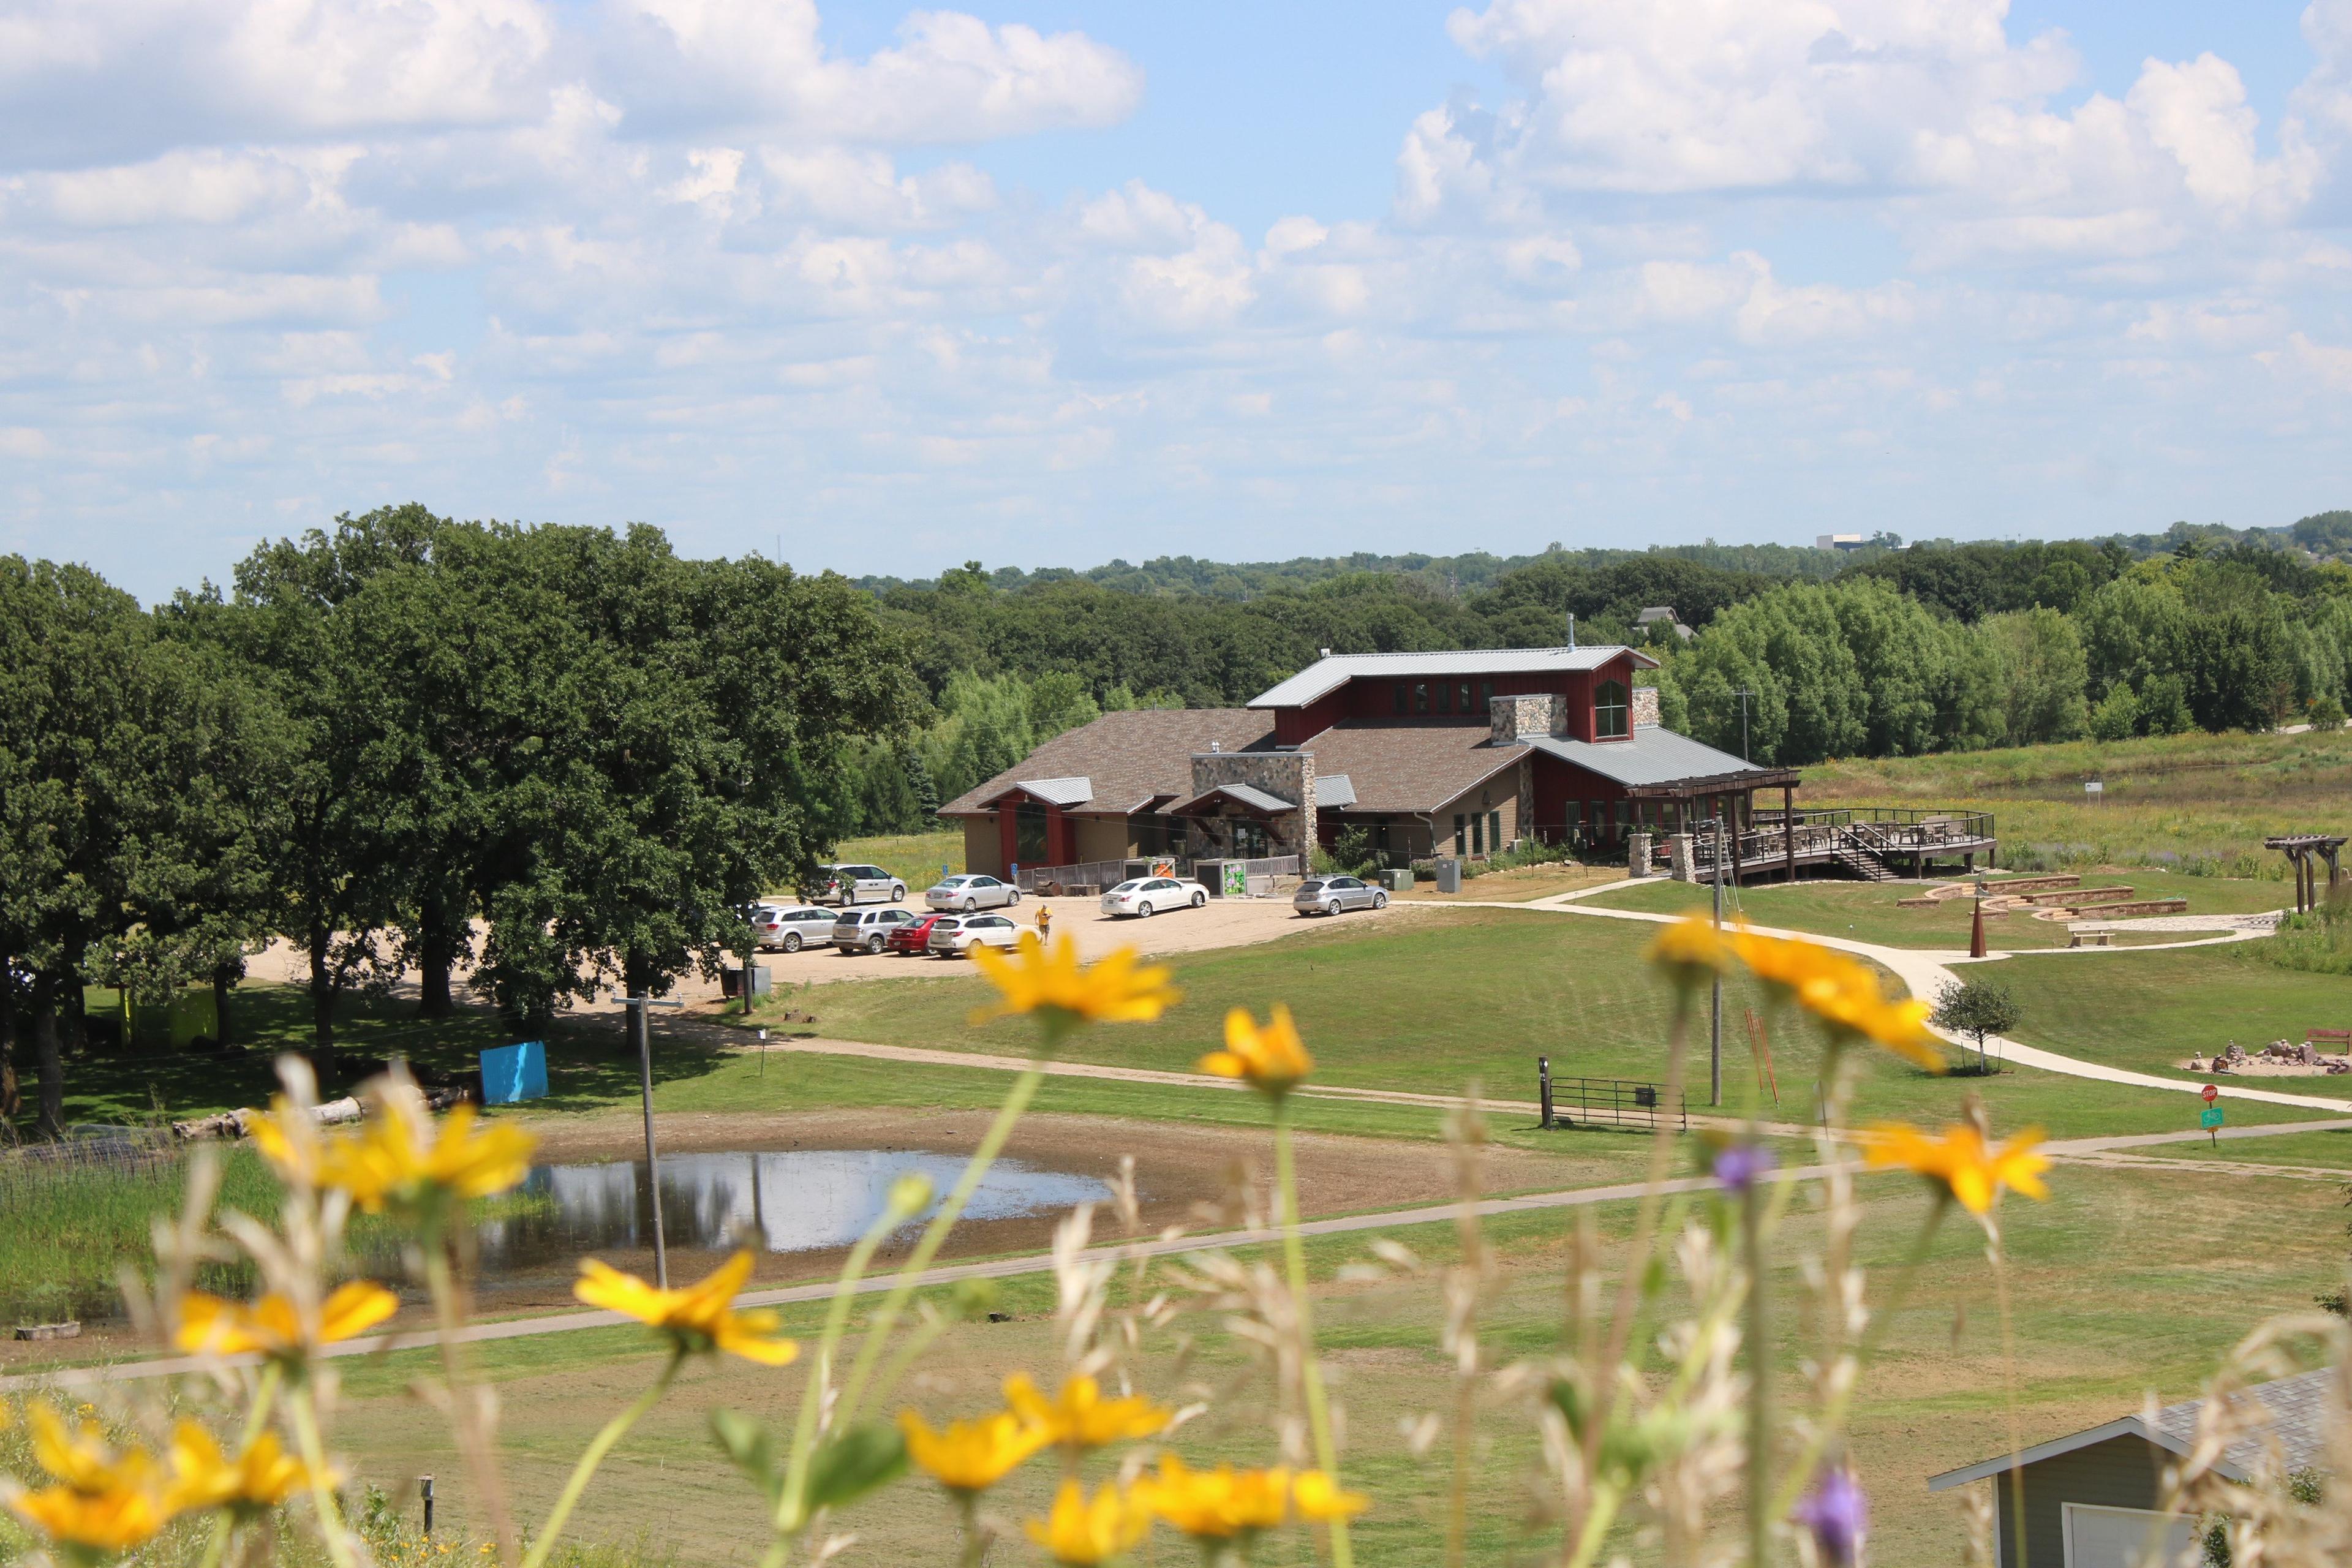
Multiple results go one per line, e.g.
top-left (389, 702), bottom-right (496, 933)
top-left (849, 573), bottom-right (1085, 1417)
top-left (1566, 612), bottom-right (1577, 651)
top-left (1210, 739), bottom-right (1222, 753)
top-left (1317, 647), bottom-right (1331, 658)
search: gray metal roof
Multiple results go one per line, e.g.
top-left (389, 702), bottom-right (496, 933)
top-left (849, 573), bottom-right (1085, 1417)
top-left (1928, 1369), bottom-right (2338, 1490)
top-left (1012, 776), bottom-right (1093, 807)
top-left (1519, 727), bottom-right (1781, 790)
top-left (1169, 782), bottom-right (1296, 815)
top-left (1314, 774), bottom-right (1357, 809)
top-left (1248, 646), bottom-right (1660, 709)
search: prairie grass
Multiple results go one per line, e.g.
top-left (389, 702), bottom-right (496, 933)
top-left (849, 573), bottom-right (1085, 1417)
top-left (1806, 727), bottom-right (2352, 879)
top-left (818, 829), bottom-right (966, 892)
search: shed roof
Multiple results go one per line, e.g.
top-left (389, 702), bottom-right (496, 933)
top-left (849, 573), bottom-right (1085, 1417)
top-left (1248, 646), bottom-right (1659, 709)
top-left (1928, 1370), bottom-right (2337, 1491)
top-left (1520, 728), bottom-right (1790, 792)
top-left (1012, 776), bottom-right (1092, 807)
top-left (1314, 774), bottom-right (1357, 809)
top-left (939, 709), bottom-right (1276, 817)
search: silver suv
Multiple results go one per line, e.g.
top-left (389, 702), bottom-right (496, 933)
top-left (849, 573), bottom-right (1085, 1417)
top-left (831, 907), bottom-right (915, 954)
top-left (813, 864), bottom-right (908, 906)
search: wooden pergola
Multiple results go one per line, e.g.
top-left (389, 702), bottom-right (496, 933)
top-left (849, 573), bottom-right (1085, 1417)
top-left (2264, 834), bottom-right (2346, 914)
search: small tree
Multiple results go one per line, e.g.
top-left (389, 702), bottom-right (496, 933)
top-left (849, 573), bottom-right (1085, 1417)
top-left (1932, 976), bottom-right (2020, 1074)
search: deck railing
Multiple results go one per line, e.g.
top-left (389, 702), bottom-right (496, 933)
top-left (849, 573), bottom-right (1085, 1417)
top-left (1016, 857), bottom-right (1189, 893)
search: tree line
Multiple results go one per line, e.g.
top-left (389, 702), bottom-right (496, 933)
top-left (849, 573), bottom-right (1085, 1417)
top-left (1, 507), bottom-right (912, 1137)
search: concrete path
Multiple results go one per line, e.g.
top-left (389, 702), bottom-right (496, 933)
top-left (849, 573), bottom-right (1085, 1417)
top-left (11, 1112), bottom-right (2352, 1395)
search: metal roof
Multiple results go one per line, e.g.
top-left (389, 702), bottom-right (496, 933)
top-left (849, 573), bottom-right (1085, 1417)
top-left (1247, 646), bottom-right (1660, 709)
top-left (1928, 1370), bottom-right (2337, 1491)
top-left (1519, 728), bottom-right (1780, 790)
top-left (1167, 782), bottom-right (1297, 815)
top-left (1011, 776), bottom-right (1093, 807)
top-left (1314, 774), bottom-right (1357, 809)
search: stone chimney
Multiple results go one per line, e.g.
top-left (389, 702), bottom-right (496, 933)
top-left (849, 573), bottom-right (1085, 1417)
top-left (1490, 693), bottom-right (1568, 744)
top-left (1632, 687), bottom-right (1662, 728)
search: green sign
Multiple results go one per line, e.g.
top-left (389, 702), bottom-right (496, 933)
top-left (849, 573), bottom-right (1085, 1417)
top-left (2199, 1105), bottom-right (2225, 1129)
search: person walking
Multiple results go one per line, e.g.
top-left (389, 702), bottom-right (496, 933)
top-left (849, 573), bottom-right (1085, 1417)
top-left (1035, 903), bottom-right (1053, 942)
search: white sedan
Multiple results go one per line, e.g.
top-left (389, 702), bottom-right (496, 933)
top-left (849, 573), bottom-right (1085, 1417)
top-left (926, 913), bottom-right (1025, 957)
top-left (1100, 876), bottom-right (1208, 918)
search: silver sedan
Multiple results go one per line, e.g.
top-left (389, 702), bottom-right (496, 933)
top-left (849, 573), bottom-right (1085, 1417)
top-left (924, 874), bottom-right (1022, 913)
top-left (1292, 875), bottom-right (1388, 916)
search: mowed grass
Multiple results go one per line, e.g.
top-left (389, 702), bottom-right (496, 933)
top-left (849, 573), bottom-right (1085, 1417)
top-left (1805, 727), bottom-right (2352, 879)
top-left (286, 1162), bottom-right (2345, 1568)
top-left (1992, 941), bottom-right (2352, 1098)
top-left (1585, 873), bottom-right (2285, 950)
top-left (821, 829), bottom-right (966, 892)
top-left (782, 909), bottom-right (2316, 1137)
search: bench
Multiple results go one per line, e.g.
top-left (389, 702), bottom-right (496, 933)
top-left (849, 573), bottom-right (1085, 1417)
top-left (2309, 1028), bottom-right (2352, 1047)
top-left (2067, 929), bottom-right (2113, 948)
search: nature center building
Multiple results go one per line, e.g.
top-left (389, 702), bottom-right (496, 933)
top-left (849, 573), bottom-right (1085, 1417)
top-left (938, 643), bottom-right (1801, 882)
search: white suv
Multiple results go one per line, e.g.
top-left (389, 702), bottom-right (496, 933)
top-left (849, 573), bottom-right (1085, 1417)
top-left (813, 864), bottom-right (907, 906)
top-left (927, 913), bottom-right (1024, 957)
top-left (831, 907), bottom-right (915, 954)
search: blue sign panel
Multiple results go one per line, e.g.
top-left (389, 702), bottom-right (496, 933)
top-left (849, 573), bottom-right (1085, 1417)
top-left (481, 1040), bottom-right (548, 1106)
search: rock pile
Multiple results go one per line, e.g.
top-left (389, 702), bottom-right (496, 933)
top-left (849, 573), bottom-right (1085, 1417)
top-left (2196, 1039), bottom-right (2352, 1075)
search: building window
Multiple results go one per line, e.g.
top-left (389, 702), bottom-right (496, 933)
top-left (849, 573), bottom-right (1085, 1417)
top-left (1452, 813), bottom-right (1466, 854)
top-left (1394, 681), bottom-right (1409, 715)
top-left (1436, 681), bottom-right (1453, 715)
top-left (1232, 820), bottom-right (1269, 858)
top-left (1455, 682), bottom-right (1471, 714)
top-left (1471, 814), bottom-right (1483, 854)
top-left (1595, 679), bottom-right (1630, 738)
top-left (1488, 810), bottom-right (1502, 850)
top-left (1415, 682), bottom-right (1430, 714)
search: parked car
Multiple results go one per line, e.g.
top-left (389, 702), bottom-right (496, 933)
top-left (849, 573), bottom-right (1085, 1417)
top-left (1292, 875), bottom-right (1387, 916)
top-left (926, 912), bottom-right (1025, 957)
top-left (886, 914), bottom-right (948, 956)
top-left (924, 873), bottom-right (1022, 913)
top-left (831, 907), bottom-right (916, 954)
top-left (1099, 876), bottom-right (1208, 918)
top-left (812, 864), bottom-right (908, 906)
top-left (755, 904), bottom-right (840, 952)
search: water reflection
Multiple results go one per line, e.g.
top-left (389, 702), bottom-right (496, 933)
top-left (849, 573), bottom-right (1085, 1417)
top-left (470, 1150), bottom-right (1112, 1272)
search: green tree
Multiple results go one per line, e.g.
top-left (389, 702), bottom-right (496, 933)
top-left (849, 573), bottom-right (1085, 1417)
top-left (1678, 584), bottom-right (1866, 764)
top-left (1931, 976), bottom-right (2020, 1073)
top-left (1984, 608), bottom-right (2088, 746)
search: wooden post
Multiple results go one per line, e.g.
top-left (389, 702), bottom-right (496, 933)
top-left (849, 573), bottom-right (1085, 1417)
top-left (1782, 782), bottom-right (1796, 883)
top-left (1539, 1056), bottom-right (1553, 1129)
top-left (420, 1476), bottom-right (434, 1537)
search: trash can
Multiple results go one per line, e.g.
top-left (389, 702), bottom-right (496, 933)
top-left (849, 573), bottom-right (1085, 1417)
top-left (1434, 858), bottom-right (1461, 894)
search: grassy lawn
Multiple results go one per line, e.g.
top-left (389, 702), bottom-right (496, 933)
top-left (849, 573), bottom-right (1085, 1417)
top-left (815, 829), bottom-right (967, 893)
top-left (2128, 1126), bottom-right (2352, 1168)
top-left (1584, 873), bottom-right (2285, 949)
top-left (1993, 941), bottom-right (2352, 1099)
top-left (1805, 728), bottom-right (2352, 880)
top-left (760, 910), bottom-right (2318, 1138)
top-left (287, 1161), bottom-right (2342, 1568)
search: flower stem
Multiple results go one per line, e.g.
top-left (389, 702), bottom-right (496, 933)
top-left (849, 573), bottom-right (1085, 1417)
top-left (1275, 1099), bottom-right (1352, 1568)
top-left (287, 1381), bottom-right (361, 1568)
top-left (517, 1352), bottom-right (682, 1568)
top-left (833, 1061), bottom-right (1046, 1431)
top-left (424, 1232), bottom-right (518, 1566)
top-left (1744, 1175), bottom-right (1771, 1568)
top-left (197, 1366), bottom-right (288, 1568)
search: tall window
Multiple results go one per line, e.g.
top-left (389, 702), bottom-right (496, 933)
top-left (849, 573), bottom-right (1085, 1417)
top-left (1595, 679), bottom-right (1630, 738)
top-left (1488, 809), bottom-right (1502, 851)
top-left (1479, 680), bottom-right (1494, 712)
top-left (1457, 682), bottom-right (1473, 714)
top-left (1452, 813), bottom-right (1466, 854)
top-left (1471, 814), bottom-right (1483, 854)
top-left (1436, 681), bottom-right (1453, 714)
top-left (1394, 681), bottom-right (1409, 715)
top-left (1415, 682), bottom-right (1430, 714)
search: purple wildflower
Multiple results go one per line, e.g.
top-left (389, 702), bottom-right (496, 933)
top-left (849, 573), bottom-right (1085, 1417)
top-left (1792, 1467), bottom-right (1868, 1567)
top-left (1711, 1142), bottom-right (1776, 1194)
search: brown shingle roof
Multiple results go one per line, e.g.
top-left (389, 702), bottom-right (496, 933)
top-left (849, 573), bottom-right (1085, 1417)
top-left (938, 709), bottom-right (1278, 817)
top-left (1298, 720), bottom-right (1525, 815)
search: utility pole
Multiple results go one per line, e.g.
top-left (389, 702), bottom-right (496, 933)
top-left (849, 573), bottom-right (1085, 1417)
top-left (1711, 814), bottom-right (1725, 1107)
top-left (1734, 688), bottom-right (1754, 762)
top-left (620, 994), bottom-right (685, 1288)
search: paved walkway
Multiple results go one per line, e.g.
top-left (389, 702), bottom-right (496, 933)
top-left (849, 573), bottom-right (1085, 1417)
top-left (11, 1113), bottom-right (2351, 1395)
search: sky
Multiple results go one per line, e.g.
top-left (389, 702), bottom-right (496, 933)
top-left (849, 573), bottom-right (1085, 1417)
top-left (4, 1), bottom-right (2351, 600)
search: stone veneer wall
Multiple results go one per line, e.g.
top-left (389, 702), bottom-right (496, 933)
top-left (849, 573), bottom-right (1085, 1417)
top-left (1489, 693), bottom-right (1566, 743)
top-left (1632, 686), bottom-right (1662, 728)
top-left (1184, 750), bottom-right (1316, 859)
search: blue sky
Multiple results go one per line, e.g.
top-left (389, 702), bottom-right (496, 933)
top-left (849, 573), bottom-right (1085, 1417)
top-left (2, 0), bottom-right (2349, 599)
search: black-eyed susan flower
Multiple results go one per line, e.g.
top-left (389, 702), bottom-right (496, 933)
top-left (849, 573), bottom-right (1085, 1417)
top-left (573, 1250), bottom-right (797, 1364)
top-left (1136, 1455), bottom-right (1289, 1540)
top-left (322, 1100), bottom-right (537, 1213)
top-left (5, 1405), bottom-right (173, 1553)
top-left (1733, 931), bottom-right (1943, 1069)
top-left (162, 1424), bottom-right (322, 1517)
top-left (174, 1281), bottom-right (398, 1363)
top-left (1199, 1005), bottom-right (1314, 1097)
top-left (897, 1409), bottom-right (1049, 1494)
top-left (967, 936), bottom-right (1180, 1031)
top-left (1292, 1469), bottom-right (1368, 1522)
top-left (1863, 1120), bottom-right (2050, 1215)
top-left (1003, 1373), bottom-right (1171, 1450)
top-left (1024, 1479), bottom-right (1152, 1565)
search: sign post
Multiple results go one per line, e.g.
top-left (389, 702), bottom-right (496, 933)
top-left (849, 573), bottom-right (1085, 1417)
top-left (2200, 1083), bottom-right (2223, 1148)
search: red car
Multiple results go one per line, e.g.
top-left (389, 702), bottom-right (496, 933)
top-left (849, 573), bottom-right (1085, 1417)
top-left (886, 914), bottom-right (946, 956)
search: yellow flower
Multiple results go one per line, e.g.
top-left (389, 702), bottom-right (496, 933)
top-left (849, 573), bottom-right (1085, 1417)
top-left (246, 1095), bottom-right (325, 1186)
top-left (7, 1406), bottom-right (173, 1553)
top-left (967, 935), bottom-right (1181, 1029)
top-left (1024, 1479), bottom-right (1152, 1566)
top-left (322, 1100), bottom-right (537, 1213)
top-left (162, 1424), bottom-right (320, 1516)
top-left (1003, 1373), bottom-right (1172, 1449)
top-left (1645, 918), bottom-right (1735, 986)
top-left (1137, 1455), bottom-right (1289, 1539)
top-left (175, 1281), bottom-right (398, 1361)
top-left (1733, 931), bottom-right (1943, 1069)
top-left (897, 1409), bottom-right (1049, 1494)
top-left (1198, 1005), bottom-right (1314, 1096)
top-left (1292, 1469), bottom-right (1369, 1521)
top-left (573, 1250), bottom-right (798, 1364)
top-left (1864, 1121), bottom-right (2051, 1215)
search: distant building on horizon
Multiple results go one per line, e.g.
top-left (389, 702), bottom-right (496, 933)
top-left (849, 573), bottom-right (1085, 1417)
top-left (1817, 533), bottom-right (1867, 551)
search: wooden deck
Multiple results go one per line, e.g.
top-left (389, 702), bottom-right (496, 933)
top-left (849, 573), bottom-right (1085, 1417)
top-left (1678, 809), bottom-right (1996, 883)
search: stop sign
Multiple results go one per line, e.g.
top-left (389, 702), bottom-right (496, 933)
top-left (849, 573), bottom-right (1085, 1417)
top-left (2201, 1084), bottom-right (2218, 1103)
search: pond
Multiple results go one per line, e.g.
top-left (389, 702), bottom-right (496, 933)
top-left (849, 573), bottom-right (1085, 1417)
top-left (469, 1150), bottom-right (1113, 1273)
